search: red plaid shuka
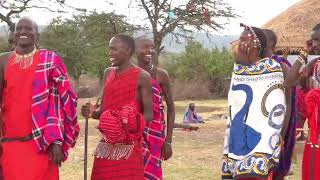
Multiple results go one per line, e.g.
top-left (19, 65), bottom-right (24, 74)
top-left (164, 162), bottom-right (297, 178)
top-left (9, 49), bottom-right (79, 159)
top-left (1, 50), bottom-right (60, 180)
top-left (91, 66), bottom-right (145, 180)
top-left (143, 78), bottom-right (166, 180)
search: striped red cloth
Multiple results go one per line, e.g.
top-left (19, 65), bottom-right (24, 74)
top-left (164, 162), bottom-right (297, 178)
top-left (99, 102), bottom-right (143, 144)
top-left (143, 78), bottom-right (166, 180)
top-left (29, 49), bottom-right (79, 159)
top-left (92, 66), bottom-right (145, 180)
top-left (1, 50), bottom-right (59, 180)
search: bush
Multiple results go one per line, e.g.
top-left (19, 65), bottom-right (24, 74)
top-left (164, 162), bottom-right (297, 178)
top-left (0, 37), bottom-right (8, 53)
top-left (161, 40), bottom-right (234, 98)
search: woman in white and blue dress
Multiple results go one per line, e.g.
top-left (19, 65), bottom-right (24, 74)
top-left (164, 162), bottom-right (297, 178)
top-left (222, 23), bottom-right (308, 180)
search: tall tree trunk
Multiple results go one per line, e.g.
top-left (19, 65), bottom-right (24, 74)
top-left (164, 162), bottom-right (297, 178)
top-left (153, 35), bottom-right (163, 66)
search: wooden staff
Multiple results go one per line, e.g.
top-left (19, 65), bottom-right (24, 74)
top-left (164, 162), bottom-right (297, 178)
top-left (84, 103), bottom-right (90, 180)
top-left (84, 117), bottom-right (88, 180)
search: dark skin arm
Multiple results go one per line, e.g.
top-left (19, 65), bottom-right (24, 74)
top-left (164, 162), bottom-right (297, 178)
top-left (138, 70), bottom-right (153, 122)
top-left (279, 63), bottom-right (292, 139)
top-left (0, 52), bottom-right (13, 135)
top-left (305, 58), bottom-right (319, 78)
top-left (157, 68), bottom-right (174, 160)
top-left (279, 40), bottom-right (315, 139)
top-left (81, 68), bottom-right (112, 119)
top-left (49, 142), bottom-right (64, 166)
top-left (282, 59), bottom-right (304, 89)
top-left (283, 40), bottom-right (314, 89)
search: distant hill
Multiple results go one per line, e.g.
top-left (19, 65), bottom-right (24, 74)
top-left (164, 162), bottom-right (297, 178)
top-left (0, 25), bottom-right (237, 53)
top-left (134, 29), bottom-right (238, 53)
top-left (162, 33), bottom-right (238, 53)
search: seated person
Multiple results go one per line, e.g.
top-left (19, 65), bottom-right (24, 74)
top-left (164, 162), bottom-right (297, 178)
top-left (183, 103), bottom-right (204, 123)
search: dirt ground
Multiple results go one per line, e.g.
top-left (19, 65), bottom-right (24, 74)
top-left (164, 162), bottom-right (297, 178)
top-left (60, 99), bottom-right (302, 180)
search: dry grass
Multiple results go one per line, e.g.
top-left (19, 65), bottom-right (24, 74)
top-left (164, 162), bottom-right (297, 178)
top-left (60, 99), bottom-right (302, 180)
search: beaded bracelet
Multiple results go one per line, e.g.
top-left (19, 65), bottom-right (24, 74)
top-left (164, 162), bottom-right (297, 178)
top-left (297, 56), bottom-right (306, 66)
top-left (299, 50), bottom-right (309, 64)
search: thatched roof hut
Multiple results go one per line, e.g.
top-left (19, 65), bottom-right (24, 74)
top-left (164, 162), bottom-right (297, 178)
top-left (262, 0), bottom-right (320, 52)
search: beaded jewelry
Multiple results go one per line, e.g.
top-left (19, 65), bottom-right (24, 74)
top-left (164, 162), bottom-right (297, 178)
top-left (13, 48), bottom-right (37, 69)
top-left (240, 23), bottom-right (262, 48)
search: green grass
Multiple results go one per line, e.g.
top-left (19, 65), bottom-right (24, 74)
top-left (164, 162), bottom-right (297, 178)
top-left (60, 99), bottom-right (301, 180)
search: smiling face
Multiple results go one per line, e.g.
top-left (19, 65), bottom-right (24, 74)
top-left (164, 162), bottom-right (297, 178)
top-left (135, 38), bottom-right (155, 64)
top-left (108, 37), bottom-right (131, 67)
top-left (14, 18), bottom-right (39, 49)
top-left (311, 30), bottom-right (320, 54)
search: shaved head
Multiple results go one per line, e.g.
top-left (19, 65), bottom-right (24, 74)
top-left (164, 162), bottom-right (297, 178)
top-left (135, 36), bottom-right (153, 46)
top-left (14, 17), bottom-right (39, 50)
top-left (16, 17), bottom-right (39, 33)
top-left (135, 36), bottom-right (155, 63)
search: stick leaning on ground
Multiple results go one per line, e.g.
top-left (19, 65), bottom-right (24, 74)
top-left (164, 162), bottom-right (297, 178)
top-left (84, 103), bottom-right (90, 180)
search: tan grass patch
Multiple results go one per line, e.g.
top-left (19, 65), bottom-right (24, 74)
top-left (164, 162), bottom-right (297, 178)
top-left (61, 99), bottom-right (301, 180)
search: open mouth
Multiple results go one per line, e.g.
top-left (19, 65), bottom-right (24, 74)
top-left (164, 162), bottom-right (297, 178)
top-left (144, 54), bottom-right (153, 60)
top-left (19, 35), bottom-right (29, 39)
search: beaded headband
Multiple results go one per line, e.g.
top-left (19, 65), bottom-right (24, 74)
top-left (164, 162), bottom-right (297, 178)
top-left (240, 23), bottom-right (262, 48)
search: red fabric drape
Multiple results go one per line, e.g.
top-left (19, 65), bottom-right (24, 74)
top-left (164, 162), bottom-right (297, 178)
top-left (1, 52), bottom-right (58, 180)
top-left (92, 66), bottom-right (145, 180)
top-left (302, 89), bottom-right (320, 180)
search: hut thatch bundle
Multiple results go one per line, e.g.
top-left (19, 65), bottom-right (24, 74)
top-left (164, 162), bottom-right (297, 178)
top-left (262, 0), bottom-right (320, 52)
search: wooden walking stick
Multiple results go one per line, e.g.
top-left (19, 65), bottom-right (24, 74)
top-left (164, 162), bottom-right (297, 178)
top-left (84, 103), bottom-right (90, 180)
top-left (84, 116), bottom-right (88, 180)
top-left (84, 99), bottom-right (100, 180)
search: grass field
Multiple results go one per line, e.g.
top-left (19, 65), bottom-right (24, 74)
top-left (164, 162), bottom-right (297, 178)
top-left (60, 99), bottom-right (303, 180)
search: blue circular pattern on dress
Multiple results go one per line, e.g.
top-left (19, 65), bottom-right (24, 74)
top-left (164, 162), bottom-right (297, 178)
top-left (268, 104), bottom-right (285, 129)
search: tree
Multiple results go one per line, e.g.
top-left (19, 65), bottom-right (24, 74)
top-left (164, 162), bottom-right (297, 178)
top-left (0, 0), bottom-right (85, 30)
top-left (40, 17), bottom-right (88, 83)
top-left (39, 12), bottom-right (136, 82)
top-left (131, 0), bottom-right (237, 65)
top-left (163, 40), bottom-right (233, 97)
top-left (167, 40), bottom-right (233, 80)
top-left (0, 36), bottom-right (8, 53)
top-left (80, 11), bottom-right (137, 81)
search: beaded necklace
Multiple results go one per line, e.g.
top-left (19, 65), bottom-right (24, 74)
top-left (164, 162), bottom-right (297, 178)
top-left (13, 48), bottom-right (37, 69)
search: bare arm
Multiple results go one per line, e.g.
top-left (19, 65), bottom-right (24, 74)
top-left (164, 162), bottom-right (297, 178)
top-left (0, 55), bottom-right (4, 135)
top-left (0, 52), bottom-right (12, 103)
top-left (139, 71), bottom-right (153, 122)
top-left (81, 67), bottom-right (112, 120)
top-left (158, 69), bottom-right (175, 143)
top-left (92, 68), bottom-right (113, 119)
top-left (0, 59), bottom-right (4, 104)
top-left (283, 41), bottom-right (315, 88)
top-left (305, 58), bottom-right (319, 77)
top-left (278, 63), bottom-right (291, 138)
top-left (0, 52), bottom-right (13, 134)
top-left (282, 60), bottom-right (303, 88)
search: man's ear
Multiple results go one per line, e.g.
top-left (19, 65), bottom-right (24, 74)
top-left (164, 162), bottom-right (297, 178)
top-left (126, 47), bottom-right (133, 57)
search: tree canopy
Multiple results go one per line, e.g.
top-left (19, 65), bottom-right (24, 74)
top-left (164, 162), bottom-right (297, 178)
top-left (39, 11), bottom-right (136, 82)
top-left (131, 0), bottom-right (237, 64)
